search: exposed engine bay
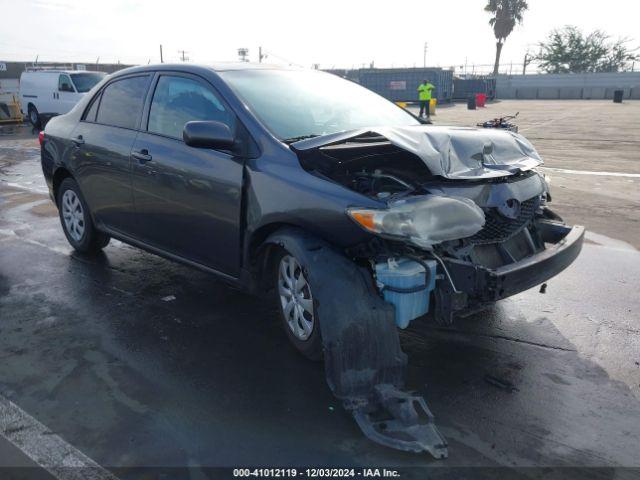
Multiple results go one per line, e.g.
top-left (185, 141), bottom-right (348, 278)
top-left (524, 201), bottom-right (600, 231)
top-left (292, 126), bottom-right (584, 326)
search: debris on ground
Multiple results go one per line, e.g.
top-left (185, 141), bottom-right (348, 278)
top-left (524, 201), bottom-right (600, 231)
top-left (484, 374), bottom-right (519, 392)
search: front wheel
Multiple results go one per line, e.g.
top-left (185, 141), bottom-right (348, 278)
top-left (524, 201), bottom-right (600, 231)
top-left (274, 249), bottom-right (322, 360)
top-left (57, 177), bottom-right (110, 253)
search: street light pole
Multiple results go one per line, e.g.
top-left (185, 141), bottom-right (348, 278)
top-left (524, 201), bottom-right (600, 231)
top-left (423, 42), bottom-right (428, 68)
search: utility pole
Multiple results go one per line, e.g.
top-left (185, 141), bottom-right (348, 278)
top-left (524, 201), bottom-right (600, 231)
top-left (523, 51), bottom-right (532, 75)
top-left (258, 46), bottom-right (267, 63)
top-left (178, 50), bottom-right (189, 62)
top-left (159, 45), bottom-right (163, 63)
top-left (423, 42), bottom-right (428, 68)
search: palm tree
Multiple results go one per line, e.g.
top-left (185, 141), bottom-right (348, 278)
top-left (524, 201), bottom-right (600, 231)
top-left (485, 0), bottom-right (529, 76)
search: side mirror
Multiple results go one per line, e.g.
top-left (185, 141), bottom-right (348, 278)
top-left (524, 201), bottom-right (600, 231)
top-left (61, 83), bottom-right (74, 92)
top-left (183, 121), bottom-right (235, 149)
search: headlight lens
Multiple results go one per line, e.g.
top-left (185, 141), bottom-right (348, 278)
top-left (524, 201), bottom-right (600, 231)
top-left (348, 195), bottom-right (485, 248)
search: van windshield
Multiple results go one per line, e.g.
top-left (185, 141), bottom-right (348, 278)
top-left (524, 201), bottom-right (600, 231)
top-left (71, 72), bottom-right (106, 93)
top-left (220, 69), bottom-right (419, 141)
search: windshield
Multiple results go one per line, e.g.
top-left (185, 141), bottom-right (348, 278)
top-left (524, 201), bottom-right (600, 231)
top-left (220, 69), bottom-right (419, 141)
top-left (70, 72), bottom-right (106, 93)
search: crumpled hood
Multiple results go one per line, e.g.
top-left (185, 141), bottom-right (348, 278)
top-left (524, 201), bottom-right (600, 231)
top-left (291, 125), bottom-right (543, 180)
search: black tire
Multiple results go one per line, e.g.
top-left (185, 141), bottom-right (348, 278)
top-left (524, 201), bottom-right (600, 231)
top-left (273, 247), bottom-right (322, 361)
top-left (57, 177), bottom-right (110, 253)
top-left (28, 104), bottom-right (40, 128)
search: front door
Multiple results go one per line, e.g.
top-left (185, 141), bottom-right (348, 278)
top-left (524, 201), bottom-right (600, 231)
top-left (57, 74), bottom-right (77, 114)
top-left (130, 73), bottom-right (244, 277)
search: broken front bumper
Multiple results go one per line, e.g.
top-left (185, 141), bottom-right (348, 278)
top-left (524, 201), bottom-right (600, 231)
top-left (445, 222), bottom-right (585, 302)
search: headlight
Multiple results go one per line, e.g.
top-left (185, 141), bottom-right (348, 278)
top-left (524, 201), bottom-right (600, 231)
top-left (347, 195), bottom-right (485, 248)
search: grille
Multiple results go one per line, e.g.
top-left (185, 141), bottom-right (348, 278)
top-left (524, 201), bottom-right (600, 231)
top-left (469, 197), bottom-right (539, 245)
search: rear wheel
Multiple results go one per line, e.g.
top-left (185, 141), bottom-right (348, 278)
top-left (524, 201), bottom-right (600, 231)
top-left (274, 249), bottom-right (322, 360)
top-left (57, 177), bottom-right (110, 253)
top-left (28, 105), bottom-right (40, 128)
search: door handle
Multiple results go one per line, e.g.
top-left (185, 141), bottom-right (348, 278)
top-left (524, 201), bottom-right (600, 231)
top-left (71, 135), bottom-right (84, 146)
top-left (132, 149), bottom-right (153, 163)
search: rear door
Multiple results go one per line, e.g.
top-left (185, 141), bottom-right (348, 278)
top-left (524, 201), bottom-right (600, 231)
top-left (71, 74), bottom-right (151, 233)
top-left (130, 72), bottom-right (244, 277)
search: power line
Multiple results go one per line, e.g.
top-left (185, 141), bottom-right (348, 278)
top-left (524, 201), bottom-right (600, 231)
top-left (260, 49), bottom-right (303, 67)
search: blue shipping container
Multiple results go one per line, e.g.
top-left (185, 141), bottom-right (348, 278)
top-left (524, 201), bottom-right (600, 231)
top-left (356, 68), bottom-right (453, 103)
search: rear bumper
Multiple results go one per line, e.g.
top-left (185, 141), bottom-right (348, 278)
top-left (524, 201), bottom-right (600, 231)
top-left (445, 222), bottom-right (585, 302)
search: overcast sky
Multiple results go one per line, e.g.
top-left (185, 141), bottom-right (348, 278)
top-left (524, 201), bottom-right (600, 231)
top-left (1, 0), bottom-right (638, 72)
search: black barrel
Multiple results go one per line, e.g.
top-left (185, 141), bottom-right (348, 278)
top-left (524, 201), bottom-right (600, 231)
top-left (467, 95), bottom-right (476, 110)
top-left (613, 90), bottom-right (624, 103)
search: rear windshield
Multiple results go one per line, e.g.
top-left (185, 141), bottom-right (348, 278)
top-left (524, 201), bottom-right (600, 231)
top-left (71, 72), bottom-right (106, 93)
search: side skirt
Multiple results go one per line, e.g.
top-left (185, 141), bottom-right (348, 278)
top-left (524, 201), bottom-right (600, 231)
top-left (100, 226), bottom-right (243, 289)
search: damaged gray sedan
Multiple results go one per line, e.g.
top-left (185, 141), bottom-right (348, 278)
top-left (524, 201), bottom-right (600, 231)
top-left (41, 64), bottom-right (584, 458)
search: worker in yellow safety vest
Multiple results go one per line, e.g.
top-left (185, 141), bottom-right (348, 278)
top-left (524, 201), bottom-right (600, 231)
top-left (417, 79), bottom-right (435, 120)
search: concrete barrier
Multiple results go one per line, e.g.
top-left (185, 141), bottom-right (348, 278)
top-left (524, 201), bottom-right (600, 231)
top-left (497, 72), bottom-right (640, 100)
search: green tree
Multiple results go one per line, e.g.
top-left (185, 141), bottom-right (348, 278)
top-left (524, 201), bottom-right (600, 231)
top-left (537, 26), bottom-right (638, 73)
top-left (485, 0), bottom-right (529, 76)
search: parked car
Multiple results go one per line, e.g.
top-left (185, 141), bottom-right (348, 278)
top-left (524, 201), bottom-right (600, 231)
top-left (20, 69), bottom-right (105, 127)
top-left (40, 63), bottom-right (584, 457)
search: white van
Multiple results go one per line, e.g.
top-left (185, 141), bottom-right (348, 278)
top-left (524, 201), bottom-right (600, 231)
top-left (20, 70), bottom-right (106, 127)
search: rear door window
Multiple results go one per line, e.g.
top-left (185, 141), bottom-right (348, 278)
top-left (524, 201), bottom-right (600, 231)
top-left (83, 93), bottom-right (101, 122)
top-left (147, 75), bottom-right (234, 140)
top-left (96, 75), bottom-right (150, 130)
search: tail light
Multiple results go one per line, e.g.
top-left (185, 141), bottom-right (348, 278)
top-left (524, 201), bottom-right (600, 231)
top-left (38, 131), bottom-right (44, 146)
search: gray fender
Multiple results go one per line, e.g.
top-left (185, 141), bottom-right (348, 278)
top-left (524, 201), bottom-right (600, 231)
top-left (263, 227), bottom-right (449, 458)
top-left (263, 227), bottom-right (406, 399)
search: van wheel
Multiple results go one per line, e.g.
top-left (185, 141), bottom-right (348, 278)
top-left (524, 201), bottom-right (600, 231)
top-left (57, 178), bottom-right (110, 253)
top-left (274, 248), bottom-right (322, 360)
top-left (28, 105), bottom-right (40, 128)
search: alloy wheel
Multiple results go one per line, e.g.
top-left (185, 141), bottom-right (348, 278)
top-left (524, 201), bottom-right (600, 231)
top-left (278, 254), bottom-right (314, 341)
top-left (61, 190), bottom-right (85, 242)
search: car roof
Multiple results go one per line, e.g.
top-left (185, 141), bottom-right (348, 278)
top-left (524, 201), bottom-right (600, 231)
top-left (110, 62), bottom-right (303, 78)
top-left (23, 70), bottom-right (105, 75)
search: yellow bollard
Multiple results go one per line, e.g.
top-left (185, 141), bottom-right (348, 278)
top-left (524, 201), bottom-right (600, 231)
top-left (429, 99), bottom-right (437, 115)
